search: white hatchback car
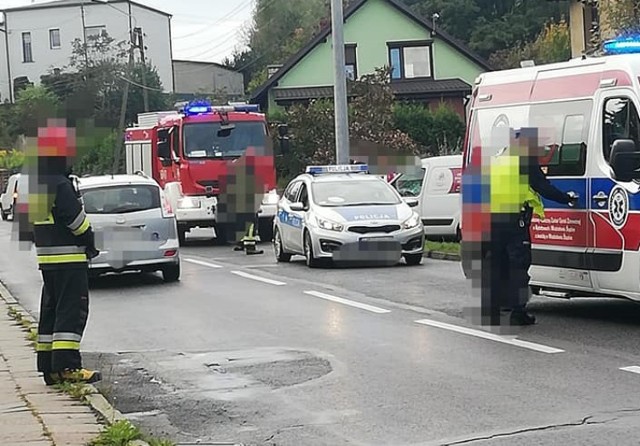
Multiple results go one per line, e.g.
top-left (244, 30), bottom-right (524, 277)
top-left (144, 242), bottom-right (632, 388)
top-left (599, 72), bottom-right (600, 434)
top-left (78, 173), bottom-right (181, 282)
top-left (273, 165), bottom-right (425, 267)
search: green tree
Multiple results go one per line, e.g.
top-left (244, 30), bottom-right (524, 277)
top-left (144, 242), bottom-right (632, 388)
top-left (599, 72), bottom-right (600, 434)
top-left (224, 0), bottom-right (327, 92)
top-left (489, 19), bottom-right (570, 70)
top-left (13, 85), bottom-right (59, 135)
top-left (274, 67), bottom-right (419, 183)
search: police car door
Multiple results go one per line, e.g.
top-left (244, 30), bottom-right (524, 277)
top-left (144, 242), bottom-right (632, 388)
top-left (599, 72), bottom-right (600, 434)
top-left (589, 92), bottom-right (640, 296)
top-left (279, 180), bottom-right (303, 252)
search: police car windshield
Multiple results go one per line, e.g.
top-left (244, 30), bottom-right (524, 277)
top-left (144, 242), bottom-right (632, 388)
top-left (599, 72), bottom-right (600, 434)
top-left (183, 122), bottom-right (267, 159)
top-left (311, 180), bottom-right (401, 207)
top-left (81, 185), bottom-right (160, 214)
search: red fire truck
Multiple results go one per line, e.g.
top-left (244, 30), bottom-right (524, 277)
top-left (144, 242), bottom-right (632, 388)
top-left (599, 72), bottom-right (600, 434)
top-left (124, 100), bottom-right (280, 245)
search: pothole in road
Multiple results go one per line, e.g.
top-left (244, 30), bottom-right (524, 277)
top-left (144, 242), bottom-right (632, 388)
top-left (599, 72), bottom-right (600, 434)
top-left (83, 348), bottom-right (334, 444)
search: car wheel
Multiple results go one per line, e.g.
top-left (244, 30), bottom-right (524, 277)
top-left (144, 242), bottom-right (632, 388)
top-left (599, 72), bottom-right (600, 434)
top-left (0, 206), bottom-right (7, 221)
top-left (304, 231), bottom-right (321, 268)
top-left (404, 253), bottom-right (423, 266)
top-left (530, 285), bottom-right (541, 296)
top-left (273, 228), bottom-right (291, 262)
top-left (162, 263), bottom-right (180, 283)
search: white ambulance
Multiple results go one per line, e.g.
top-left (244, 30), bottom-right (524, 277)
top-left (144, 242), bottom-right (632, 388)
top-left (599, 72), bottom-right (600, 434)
top-left (463, 37), bottom-right (640, 302)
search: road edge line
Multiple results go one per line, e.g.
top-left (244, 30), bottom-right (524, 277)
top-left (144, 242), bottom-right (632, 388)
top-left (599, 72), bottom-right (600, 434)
top-left (0, 279), bottom-right (151, 445)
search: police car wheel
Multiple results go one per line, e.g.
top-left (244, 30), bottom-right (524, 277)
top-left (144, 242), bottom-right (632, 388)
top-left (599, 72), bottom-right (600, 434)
top-left (404, 253), bottom-right (423, 266)
top-left (274, 228), bottom-right (291, 262)
top-left (304, 231), bottom-right (321, 268)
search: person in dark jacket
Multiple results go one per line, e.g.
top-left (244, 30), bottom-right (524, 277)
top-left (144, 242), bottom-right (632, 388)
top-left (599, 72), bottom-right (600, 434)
top-left (18, 119), bottom-right (102, 385)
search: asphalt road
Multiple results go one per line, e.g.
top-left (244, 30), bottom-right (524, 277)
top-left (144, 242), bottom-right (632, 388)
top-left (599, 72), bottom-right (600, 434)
top-left (1, 224), bottom-right (640, 445)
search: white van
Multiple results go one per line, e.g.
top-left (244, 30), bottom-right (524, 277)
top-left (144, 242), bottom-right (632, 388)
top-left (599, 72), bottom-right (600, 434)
top-left (462, 41), bottom-right (640, 302)
top-left (392, 155), bottom-right (462, 241)
top-left (0, 173), bottom-right (20, 221)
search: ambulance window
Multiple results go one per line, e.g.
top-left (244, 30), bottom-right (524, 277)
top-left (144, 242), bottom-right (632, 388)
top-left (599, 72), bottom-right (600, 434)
top-left (603, 97), bottom-right (640, 163)
top-left (531, 99), bottom-right (591, 177)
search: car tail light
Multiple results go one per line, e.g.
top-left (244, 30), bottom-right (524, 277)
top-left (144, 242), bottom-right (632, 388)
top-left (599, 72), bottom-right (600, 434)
top-left (164, 249), bottom-right (177, 257)
top-left (449, 168), bottom-right (462, 194)
top-left (161, 192), bottom-right (174, 218)
top-left (12, 192), bottom-right (17, 199)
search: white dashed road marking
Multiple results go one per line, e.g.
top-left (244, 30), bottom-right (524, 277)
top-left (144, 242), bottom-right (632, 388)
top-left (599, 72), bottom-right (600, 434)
top-left (184, 258), bottom-right (223, 269)
top-left (230, 270), bottom-right (286, 286)
top-left (620, 366), bottom-right (640, 375)
top-left (303, 290), bottom-right (391, 314)
top-left (414, 319), bottom-right (565, 354)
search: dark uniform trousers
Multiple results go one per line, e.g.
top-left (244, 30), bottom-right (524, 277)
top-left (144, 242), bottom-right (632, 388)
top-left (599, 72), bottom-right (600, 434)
top-left (37, 267), bottom-right (89, 373)
top-left (33, 175), bottom-right (96, 374)
top-left (481, 210), bottom-right (533, 322)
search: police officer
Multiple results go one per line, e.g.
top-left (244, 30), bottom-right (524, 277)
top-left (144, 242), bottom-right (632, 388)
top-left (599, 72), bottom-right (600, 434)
top-left (488, 128), bottom-right (576, 325)
top-left (20, 120), bottom-right (102, 384)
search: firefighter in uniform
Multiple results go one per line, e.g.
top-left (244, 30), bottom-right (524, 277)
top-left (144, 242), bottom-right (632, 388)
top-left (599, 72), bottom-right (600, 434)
top-left (21, 120), bottom-right (102, 384)
top-left (218, 147), bottom-right (266, 255)
top-left (487, 128), bottom-right (576, 325)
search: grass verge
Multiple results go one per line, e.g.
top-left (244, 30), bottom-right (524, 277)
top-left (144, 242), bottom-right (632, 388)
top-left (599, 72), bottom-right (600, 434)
top-left (425, 240), bottom-right (460, 255)
top-left (5, 302), bottom-right (175, 446)
top-left (89, 419), bottom-right (175, 446)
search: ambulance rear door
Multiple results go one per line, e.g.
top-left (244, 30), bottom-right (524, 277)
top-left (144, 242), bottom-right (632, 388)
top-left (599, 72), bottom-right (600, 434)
top-left (588, 88), bottom-right (640, 298)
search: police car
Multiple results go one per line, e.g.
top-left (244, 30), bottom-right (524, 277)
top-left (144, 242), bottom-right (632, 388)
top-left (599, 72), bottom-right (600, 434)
top-left (273, 164), bottom-right (425, 267)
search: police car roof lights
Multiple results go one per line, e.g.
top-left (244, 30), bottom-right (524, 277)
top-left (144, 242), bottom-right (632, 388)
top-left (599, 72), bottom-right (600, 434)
top-left (305, 164), bottom-right (369, 175)
top-left (603, 35), bottom-right (640, 55)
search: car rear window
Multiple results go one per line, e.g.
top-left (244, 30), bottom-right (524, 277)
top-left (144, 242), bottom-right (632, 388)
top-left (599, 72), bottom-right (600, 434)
top-left (81, 185), bottom-right (160, 214)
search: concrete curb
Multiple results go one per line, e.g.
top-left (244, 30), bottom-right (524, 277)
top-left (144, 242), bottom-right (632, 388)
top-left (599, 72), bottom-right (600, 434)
top-left (0, 279), bottom-right (151, 446)
top-left (423, 250), bottom-right (461, 262)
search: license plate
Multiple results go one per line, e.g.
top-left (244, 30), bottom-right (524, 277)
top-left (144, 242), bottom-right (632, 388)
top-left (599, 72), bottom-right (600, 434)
top-left (360, 236), bottom-right (394, 242)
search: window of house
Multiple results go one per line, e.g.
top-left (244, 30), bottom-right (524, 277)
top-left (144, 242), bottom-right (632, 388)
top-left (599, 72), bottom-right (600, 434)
top-left (22, 32), bottom-right (33, 63)
top-left (388, 42), bottom-right (433, 80)
top-left (345, 44), bottom-right (357, 81)
top-left (602, 97), bottom-right (640, 163)
top-left (85, 25), bottom-right (107, 42)
top-left (49, 29), bottom-right (61, 49)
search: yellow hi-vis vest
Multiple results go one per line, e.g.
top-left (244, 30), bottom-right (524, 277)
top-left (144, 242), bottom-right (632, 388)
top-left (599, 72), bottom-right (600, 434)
top-left (490, 153), bottom-right (545, 219)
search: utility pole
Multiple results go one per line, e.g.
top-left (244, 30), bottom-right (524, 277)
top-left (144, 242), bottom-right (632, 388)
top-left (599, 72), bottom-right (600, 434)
top-left (330, 0), bottom-right (350, 165)
top-left (134, 27), bottom-right (149, 112)
top-left (114, 30), bottom-right (134, 174)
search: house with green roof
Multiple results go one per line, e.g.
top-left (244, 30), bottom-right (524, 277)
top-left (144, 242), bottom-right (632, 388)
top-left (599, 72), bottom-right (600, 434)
top-left (250, 0), bottom-right (492, 121)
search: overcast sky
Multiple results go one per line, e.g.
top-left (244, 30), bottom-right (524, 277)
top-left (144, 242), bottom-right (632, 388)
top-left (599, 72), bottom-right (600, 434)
top-left (2, 0), bottom-right (255, 63)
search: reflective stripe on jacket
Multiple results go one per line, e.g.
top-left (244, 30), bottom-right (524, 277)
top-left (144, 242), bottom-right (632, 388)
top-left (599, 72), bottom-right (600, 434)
top-left (33, 176), bottom-right (92, 270)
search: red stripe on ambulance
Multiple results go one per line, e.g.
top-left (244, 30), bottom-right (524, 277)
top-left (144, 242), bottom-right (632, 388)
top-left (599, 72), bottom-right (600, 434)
top-left (476, 70), bottom-right (633, 106)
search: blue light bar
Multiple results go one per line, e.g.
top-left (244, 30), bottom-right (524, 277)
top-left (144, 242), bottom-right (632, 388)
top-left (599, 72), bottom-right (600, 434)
top-left (603, 36), bottom-right (640, 55)
top-left (182, 100), bottom-right (212, 115)
top-left (305, 164), bottom-right (369, 175)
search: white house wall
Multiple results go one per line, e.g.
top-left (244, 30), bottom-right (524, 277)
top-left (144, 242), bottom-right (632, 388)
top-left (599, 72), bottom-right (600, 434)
top-left (0, 2), bottom-right (173, 103)
top-left (172, 61), bottom-right (244, 98)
